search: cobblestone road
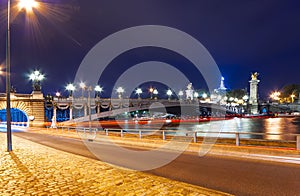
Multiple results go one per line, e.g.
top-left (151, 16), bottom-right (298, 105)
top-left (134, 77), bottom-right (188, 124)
top-left (0, 133), bottom-right (229, 195)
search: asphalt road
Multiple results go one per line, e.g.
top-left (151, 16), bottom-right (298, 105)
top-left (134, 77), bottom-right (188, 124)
top-left (14, 132), bottom-right (300, 195)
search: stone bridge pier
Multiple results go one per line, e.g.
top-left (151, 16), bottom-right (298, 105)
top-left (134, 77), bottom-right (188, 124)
top-left (0, 91), bottom-right (45, 127)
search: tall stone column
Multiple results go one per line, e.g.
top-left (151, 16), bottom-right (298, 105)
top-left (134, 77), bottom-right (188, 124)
top-left (249, 72), bottom-right (260, 114)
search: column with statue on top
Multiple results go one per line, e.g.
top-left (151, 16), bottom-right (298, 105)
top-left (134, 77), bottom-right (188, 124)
top-left (249, 72), bottom-right (260, 114)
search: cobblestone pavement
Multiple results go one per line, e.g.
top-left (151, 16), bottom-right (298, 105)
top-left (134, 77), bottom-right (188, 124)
top-left (0, 133), bottom-right (230, 195)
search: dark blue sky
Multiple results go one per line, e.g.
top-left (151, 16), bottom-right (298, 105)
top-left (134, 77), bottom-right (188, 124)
top-left (0, 0), bottom-right (299, 98)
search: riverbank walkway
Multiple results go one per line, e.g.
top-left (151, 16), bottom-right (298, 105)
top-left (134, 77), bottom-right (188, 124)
top-left (0, 132), bottom-right (230, 195)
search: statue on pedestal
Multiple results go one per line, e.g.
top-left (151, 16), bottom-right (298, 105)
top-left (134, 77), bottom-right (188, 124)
top-left (251, 72), bottom-right (259, 80)
top-left (185, 83), bottom-right (194, 100)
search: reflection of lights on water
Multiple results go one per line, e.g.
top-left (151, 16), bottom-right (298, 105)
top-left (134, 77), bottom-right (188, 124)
top-left (265, 118), bottom-right (282, 140)
top-left (110, 117), bottom-right (297, 140)
top-left (194, 118), bottom-right (254, 139)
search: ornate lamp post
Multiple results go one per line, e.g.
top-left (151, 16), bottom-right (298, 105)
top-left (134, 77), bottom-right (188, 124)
top-left (166, 89), bottom-right (173, 100)
top-left (153, 89), bottom-right (158, 99)
top-left (66, 83), bottom-right (75, 97)
top-left (149, 87), bottom-right (154, 99)
top-left (135, 88), bottom-right (142, 99)
top-left (94, 85), bottom-right (103, 114)
top-left (55, 92), bottom-right (61, 97)
top-left (29, 70), bottom-right (45, 91)
top-left (87, 86), bottom-right (92, 134)
top-left (178, 90), bottom-right (184, 100)
top-left (6, 0), bottom-right (39, 152)
top-left (117, 87), bottom-right (124, 99)
top-left (194, 92), bottom-right (199, 99)
top-left (94, 85), bottom-right (103, 98)
top-left (79, 82), bottom-right (86, 97)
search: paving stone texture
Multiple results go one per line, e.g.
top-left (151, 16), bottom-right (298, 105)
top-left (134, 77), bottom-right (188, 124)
top-left (0, 133), bottom-right (230, 195)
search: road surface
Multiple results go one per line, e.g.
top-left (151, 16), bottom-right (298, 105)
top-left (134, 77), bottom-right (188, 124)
top-left (14, 132), bottom-right (300, 195)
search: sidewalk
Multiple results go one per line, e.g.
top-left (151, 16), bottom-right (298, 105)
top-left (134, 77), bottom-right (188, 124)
top-left (0, 133), bottom-right (230, 195)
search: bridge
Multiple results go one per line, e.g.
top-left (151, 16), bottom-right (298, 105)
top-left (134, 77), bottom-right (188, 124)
top-left (47, 96), bottom-right (234, 125)
top-left (1, 90), bottom-right (299, 128)
top-left (0, 91), bottom-right (45, 127)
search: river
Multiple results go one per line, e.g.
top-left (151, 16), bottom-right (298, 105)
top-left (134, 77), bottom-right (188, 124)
top-left (120, 117), bottom-right (300, 141)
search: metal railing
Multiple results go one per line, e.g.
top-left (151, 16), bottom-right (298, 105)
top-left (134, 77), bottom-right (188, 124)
top-left (47, 125), bottom-right (300, 150)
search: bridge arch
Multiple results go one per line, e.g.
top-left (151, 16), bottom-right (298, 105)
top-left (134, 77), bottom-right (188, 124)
top-left (0, 101), bottom-right (30, 127)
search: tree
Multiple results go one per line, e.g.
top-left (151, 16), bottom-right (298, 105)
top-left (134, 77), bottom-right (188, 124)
top-left (281, 84), bottom-right (300, 103)
top-left (226, 89), bottom-right (247, 99)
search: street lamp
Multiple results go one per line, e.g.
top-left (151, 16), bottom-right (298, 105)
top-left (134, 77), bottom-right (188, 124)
top-left (243, 95), bottom-right (249, 102)
top-left (178, 90), bottom-right (184, 100)
top-left (135, 88), bottom-right (142, 99)
top-left (166, 89), bottom-right (172, 100)
top-left (117, 87), bottom-right (124, 99)
top-left (66, 83), bottom-right (75, 97)
top-left (149, 87), bottom-right (154, 99)
top-left (18, 0), bottom-right (39, 12)
top-left (153, 89), bottom-right (158, 99)
top-left (79, 82), bottom-right (86, 97)
top-left (55, 92), bottom-right (61, 97)
top-left (194, 92), bottom-right (199, 99)
top-left (6, 0), bottom-right (39, 152)
top-left (29, 70), bottom-right (45, 91)
top-left (291, 94), bottom-right (296, 103)
top-left (94, 85), bottom-right (103, 98)
top-left (87, 86), bottom-right (93, 135)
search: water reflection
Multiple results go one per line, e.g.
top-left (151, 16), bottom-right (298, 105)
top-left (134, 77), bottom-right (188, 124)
top-left (155, 117), bottom-right (300, 140)
top-left (265, 118), bottom-right (282, 140)
top-left (114, 117), bottom-right (300, 141)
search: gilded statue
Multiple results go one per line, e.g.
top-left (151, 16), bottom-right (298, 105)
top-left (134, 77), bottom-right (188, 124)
top-left (251, 72), bottom-right (259, 80)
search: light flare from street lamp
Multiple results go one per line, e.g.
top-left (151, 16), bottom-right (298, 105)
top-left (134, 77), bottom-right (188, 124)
top-left (135, 88), bottom-right (142, 95)
top-left (153, 89), bottom-right (158, 95)
top-left (243, 95), bottom-right (249, 100)
top-left (79, 82), bottom-right (86, 89)
top-left (270, 91), bottom-right (281, 100)
top-left (29, 70), bottom-right (44, 81)
top-left (18, 0), bottom-right (39, 12)
top-left (194, 92), bottom-right (199, 98)
top-left (66, 83), bottom-right (75, 91)
top-left (94, 85), bottom-right (103, 92)
top-left (166, 89), bottom-right (173, 96)
top-left (178, 90), bottom-right (184, 96)
top-left (117, 87), bottom-right (124, 93)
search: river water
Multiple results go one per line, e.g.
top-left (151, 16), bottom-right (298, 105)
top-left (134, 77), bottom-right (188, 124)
top-left (122, 117), bottom-right (300, 141)
top-left (185, 117), bottom-right (300, 141)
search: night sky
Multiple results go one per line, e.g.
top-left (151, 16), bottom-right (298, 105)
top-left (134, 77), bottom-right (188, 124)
top-left (0, 0), bottom-right (299, 99)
